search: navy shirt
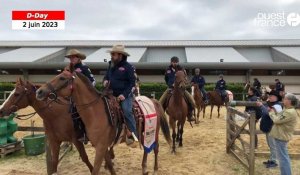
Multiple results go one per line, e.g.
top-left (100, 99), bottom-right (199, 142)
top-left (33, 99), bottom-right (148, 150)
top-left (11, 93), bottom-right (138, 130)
top-left (275, 82), bottom-right (284, 92)
top-left (215, 79), bottom-right (226, 91)
top-left (191, 75), bottom-right (206, 89)
top-left (253, 80), bottom-right (261, 90)
top-left (74, 62), bottom-right (96, 86)
top-left (104, 60), bottom-right (136, 98)
top-left (164, 65), bottom-right (183, 88)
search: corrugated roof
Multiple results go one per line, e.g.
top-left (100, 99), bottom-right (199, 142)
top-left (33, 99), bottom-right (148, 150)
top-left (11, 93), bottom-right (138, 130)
top-left (234, 48), bottom-right (274, 62)
top-left (1, 39), bottom-right (300, 47)
top-left (145, 48), bottom-right (186, 62)
top-left (0, 47), bottom-right (64, 62)
top-left (85, 47), bottom-right (146, 63)
top-left (272, 47), bottom-right (300, 61)
top-left (185, 47), bottom-right (248, 62)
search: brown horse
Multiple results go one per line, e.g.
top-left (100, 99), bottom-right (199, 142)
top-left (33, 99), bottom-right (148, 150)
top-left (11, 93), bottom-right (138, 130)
top-left (205, 90), bottom-right (233, 119)
top-left (35, 70), bottom-right (171, 175)
top-left (192, 84), bottom-right (205, 124)
top-left (0, 78), bottom-right (93, 174)
top-left (166, 70), bottom-right (189, 153)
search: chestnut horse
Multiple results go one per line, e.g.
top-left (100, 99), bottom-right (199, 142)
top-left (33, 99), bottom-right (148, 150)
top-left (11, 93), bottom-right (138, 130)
top-left (0, 78), bottom-right (93, 174)
top-left (191, 84), bottom-right (205, 124)
top-left (166, 71), bottom-right (189, 153)
top-left (205, 90), bottom-right (233, 119)
top-left (35, 70), bottom-right (171, 175)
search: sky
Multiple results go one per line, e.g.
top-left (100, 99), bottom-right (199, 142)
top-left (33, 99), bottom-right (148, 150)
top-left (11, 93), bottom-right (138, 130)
top-left (1, 0), bottom-right (300, 40)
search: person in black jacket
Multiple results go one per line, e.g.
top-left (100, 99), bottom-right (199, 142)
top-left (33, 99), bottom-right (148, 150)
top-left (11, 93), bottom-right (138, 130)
top-left (257, 90), bottom-right (283, 168)
top-left (103, 45), bottom-right (137, 147)
top-left (65, 49), bottom-right (96, 144)
top-left (245, 87), bottom-right (260, 148)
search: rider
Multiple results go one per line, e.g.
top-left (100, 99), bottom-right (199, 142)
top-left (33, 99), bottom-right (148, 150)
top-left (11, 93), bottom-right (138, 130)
top-left (65, 49), bottom-right (96, 144)
top-left (215, 74), bottom-right (227, 103)
top-left (159, 56), bottom-right (196, 122)
top-left (191, 68), bottom-right (208, 104)
top-left (275, 79), bottom-right (285, 99)
top-left (253, 78), bottom-right (262, 97)
top-left (103, 45), bottom-right (138, 147)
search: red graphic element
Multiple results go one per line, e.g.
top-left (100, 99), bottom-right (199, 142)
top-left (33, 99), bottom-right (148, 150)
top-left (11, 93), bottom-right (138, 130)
top-left (12, 11), bottom-right (65, 20)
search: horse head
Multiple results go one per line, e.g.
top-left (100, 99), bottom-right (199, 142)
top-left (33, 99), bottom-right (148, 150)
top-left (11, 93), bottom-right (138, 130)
top-left (0, 78), bottom-right (35, 118)
top-left (36, 65), bottom-right (75, 101)
top-left (175, 70), bottom-right (188, 90)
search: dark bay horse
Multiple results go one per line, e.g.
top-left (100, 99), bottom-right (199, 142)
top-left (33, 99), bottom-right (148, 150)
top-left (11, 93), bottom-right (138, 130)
top-left (192, 84), bottom-right (205, 124)
top-left (35, 70), bottom-right (171, 175)
top-left (166, 71), bottom-right (189, 153)
top-left (0, 78), bottom-right (93, 174)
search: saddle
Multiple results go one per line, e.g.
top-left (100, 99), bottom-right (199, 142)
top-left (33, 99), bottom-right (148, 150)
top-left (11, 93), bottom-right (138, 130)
top-left (102, 90), bottom-right (144, 145)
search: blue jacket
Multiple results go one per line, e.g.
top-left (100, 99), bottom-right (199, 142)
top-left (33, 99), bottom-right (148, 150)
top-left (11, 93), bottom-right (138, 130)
top-left (275, 82), bottom-right (284, 92)
top-left (191, 75), bottom-right (206, 89)
top-left (104, 60), bottom-right (136, 98)
top-left (164, 65), bottom-right (183, 88)
top-left (215, 79), bottom-right (226, 91)
top-left (245, 95), bottom-right (262, 120)
top-left (74, 62), bottom-right (96, 86)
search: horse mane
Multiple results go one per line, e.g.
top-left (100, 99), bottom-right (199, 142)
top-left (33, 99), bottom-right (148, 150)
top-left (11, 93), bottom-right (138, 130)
top-left (75, 72), bottom-right (101, 95)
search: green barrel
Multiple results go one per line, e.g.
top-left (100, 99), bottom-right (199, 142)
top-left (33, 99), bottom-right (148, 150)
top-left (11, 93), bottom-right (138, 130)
top-left (0, 117), bottom-right (8, 145)
top-left (7, 113), bottom-right (18, 143)
top-left (23, 134), bottom-right (46, 156)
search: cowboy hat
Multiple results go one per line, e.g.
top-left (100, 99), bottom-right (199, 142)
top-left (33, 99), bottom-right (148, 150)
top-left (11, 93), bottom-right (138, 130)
top-left (106, 45), bottom-right (130, 56)
top-left (65, 49), bottom-right (86, 60)
top-left (267, 90), bottom-right (282, 101)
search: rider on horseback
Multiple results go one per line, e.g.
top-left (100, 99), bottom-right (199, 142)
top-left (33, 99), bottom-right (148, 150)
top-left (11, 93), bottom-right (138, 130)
top-left (65, 49), bottom-right (96, 144)
top-left (159, 56), bottom-right (196, 122)
top-left (215, 74), bottom-right (227, 103)
top-left (103, 45), bottom-right (138, 147)
top-left (191, 68), bottom-right (208, 104)
top-left (253, 78), bottom-right (262, 97)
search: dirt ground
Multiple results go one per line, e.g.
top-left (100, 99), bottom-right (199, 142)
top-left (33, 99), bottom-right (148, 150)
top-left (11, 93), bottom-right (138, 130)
top-left (0, 106), bottom-right (300, 175)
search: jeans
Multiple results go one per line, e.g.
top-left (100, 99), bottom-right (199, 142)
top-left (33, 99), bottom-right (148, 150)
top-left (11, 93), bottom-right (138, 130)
top-left (200, 87), bottom-right (207, 100)
top-left (121, 94), bottom-right (137, 137)
top-left (266, 133), bottom-right (277, 162)
top-left (274, 139), bottom-right (292, 175)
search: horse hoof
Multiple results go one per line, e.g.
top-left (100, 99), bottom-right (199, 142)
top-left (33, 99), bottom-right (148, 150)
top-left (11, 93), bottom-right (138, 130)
top-left (179, 143), bottom-right (183, 147)
top-left (153, 170), bottom-right (158, 175)
top-left (143, 171), bottom-right (149, 175)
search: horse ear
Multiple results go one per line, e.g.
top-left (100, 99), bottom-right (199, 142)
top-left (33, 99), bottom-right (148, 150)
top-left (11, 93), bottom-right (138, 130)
top-left (64, 63), bottom-right (75, 73)
top-left (16, 77), bottom-right (24, 85)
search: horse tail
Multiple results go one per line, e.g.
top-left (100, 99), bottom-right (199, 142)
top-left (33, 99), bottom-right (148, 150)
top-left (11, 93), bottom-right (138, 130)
top-left (152, 99), bottom-right (172, 146)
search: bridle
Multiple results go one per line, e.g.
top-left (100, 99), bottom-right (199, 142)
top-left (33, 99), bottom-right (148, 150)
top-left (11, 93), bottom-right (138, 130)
top-left (46, 72), bottom-right (101, 111)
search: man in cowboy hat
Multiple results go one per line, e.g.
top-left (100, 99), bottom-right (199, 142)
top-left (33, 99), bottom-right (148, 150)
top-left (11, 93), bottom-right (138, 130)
top-left (257, 89), bottom-right (283, 168)
top-left (275, 79), bottom-right (285, 99)
top-left (103, 45), bottom-right (138, 147)
top-left (65, 49), bottom-right (96, 144)
top-left (159, 56), bottom-right (196, 122)
top-left (215, 74), bottom-right (227, 103)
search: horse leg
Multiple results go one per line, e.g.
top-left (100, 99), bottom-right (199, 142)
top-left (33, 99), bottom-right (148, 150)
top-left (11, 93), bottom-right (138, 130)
top-left (142, 150), bottom-right (148, 175)
top-left (170, 120), bottom-right (176, 153)
top-left (73, 140), bottom-right (93, 173)
top-left (217, 106), bottom-right (220, 118)
top-left (203, 105), bottom-right (206, 119)
top-left (92, 145), bottom-right (107, 175)
top-left (179, 124), bottom-right (184, 147)
top-left (210, 105), bottom-right (214, 119)
top-left (49, 140), bottom-right (60, 174)
top-left (176, 122), bottom-right (180, 142)
top-left (153, 143), bottom-right (159, 175)
top-left (104, 149), bottom-right (116, 175)
top-left (196, 107), bottom-right (200, 124)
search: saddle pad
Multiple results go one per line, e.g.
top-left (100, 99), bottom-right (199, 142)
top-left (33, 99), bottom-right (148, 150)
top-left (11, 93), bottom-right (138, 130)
top-left (226, 90), bottom-right (234, 101)
top-left (135, 96), bottom-right (157, 153)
